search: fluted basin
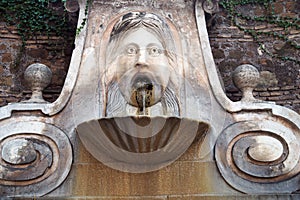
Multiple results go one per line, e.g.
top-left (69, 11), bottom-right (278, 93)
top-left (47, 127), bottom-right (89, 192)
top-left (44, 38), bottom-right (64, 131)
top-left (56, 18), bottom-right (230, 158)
top-left (77, 116), bottom-right (209, 173)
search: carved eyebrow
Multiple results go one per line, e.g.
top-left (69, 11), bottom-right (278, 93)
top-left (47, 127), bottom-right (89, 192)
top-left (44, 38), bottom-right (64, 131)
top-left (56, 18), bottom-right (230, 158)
top-left (146, 43), bottom-right (163, 49)
top-left (121, 43), bottom-right (138, 50)
top-left (125, 43), bottom-right (138, 47)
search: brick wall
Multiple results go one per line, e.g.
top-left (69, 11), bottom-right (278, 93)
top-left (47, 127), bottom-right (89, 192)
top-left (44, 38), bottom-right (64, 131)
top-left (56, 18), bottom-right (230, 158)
top-left (0, 24), bottom-right (74, 105)
top-left (209, 0), bottom-right (300, 112)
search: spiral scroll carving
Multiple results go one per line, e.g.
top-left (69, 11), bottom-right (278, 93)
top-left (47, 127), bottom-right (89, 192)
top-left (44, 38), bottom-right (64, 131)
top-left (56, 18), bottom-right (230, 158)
top-left (215, 119), bottom-right (300, 193)
top-left (0, 121), bottom-right (72, 197)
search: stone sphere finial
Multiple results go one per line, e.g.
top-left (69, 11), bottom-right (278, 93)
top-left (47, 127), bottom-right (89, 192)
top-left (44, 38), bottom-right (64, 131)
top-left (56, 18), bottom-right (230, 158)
top-left (64, 0), bottom-right (79, 12)
top-left (232, 64), bottom-right (260, 102)
top-left (24, 63), bottom-right (52, 103)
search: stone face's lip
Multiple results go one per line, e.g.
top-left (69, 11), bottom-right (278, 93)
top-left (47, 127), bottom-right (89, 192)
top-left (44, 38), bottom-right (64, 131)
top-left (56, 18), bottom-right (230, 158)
top-left (76, 116), bottom-right (209, 173)
top-left (131, 73), bottom-right (154, 89)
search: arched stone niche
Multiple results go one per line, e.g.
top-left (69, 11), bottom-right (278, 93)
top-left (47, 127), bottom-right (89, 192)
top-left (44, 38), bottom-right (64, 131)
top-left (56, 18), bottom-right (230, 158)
top-left (76, 10), bottom-right (216, 173)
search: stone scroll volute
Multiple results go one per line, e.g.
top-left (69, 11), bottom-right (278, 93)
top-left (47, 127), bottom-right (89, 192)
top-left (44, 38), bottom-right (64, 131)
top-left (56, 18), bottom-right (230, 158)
top-left (214, 64), bottom-right (300, 193)
top-left (0, 119), bottom-right (72, 197)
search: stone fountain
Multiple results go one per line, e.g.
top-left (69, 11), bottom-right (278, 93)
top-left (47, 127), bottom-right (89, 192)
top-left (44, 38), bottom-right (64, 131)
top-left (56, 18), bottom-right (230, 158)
top-left (0, 0), bottom-right (300, 198)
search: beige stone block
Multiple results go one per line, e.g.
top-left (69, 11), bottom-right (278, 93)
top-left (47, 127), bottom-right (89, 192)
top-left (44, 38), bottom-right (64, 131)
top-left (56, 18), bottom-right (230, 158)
top-left (167, 195), bottom-right (300, 200)
top-left (168, 196), bottom-right (243, 200)
top-left (75, 139), bottom-right (101, 164)
top-left (71, 159), bottom-right (238, 197)
top-left (53, 197), bottom-right (166, 200)
top-left (178, 137), bottom-right (208, 161)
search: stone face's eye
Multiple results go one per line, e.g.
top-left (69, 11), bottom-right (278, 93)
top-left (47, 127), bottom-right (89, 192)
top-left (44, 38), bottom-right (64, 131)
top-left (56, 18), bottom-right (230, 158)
top-left (126, 45), bottom-right (138, 55)
top-left (148, 46), bottom-right (162, 57)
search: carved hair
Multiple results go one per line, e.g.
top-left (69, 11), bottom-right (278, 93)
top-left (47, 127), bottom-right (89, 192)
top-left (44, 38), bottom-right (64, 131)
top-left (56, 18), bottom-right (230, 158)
top-left (106, 11), bottom-right (177, 69)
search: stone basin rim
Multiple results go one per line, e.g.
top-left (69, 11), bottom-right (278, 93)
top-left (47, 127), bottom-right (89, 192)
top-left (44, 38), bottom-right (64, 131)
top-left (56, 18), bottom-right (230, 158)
top-left (76, 116), bottom-right (210, 172)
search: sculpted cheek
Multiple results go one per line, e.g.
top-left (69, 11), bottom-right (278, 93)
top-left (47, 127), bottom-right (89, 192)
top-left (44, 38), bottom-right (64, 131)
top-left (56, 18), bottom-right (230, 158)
top-left (152, 58), bottom-right (171, 86)
top-left (116, 57), bottom-right (131, 77)
top-left (120, 56), bottom-right (135, 70)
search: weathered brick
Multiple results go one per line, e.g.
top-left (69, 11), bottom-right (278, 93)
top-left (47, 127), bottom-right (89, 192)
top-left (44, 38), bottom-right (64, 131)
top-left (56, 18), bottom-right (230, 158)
top-left (259, 92), bottom-right (270, 97)
top-left (281, 85), bottom-right (295, 90)
top-left (0, 44), bottom-right (6, 51)
top-left (254, 87), bottom-right (267, 92)
top-left (229, 49), bottom-right (244, 59)
top-left (0, 76), bottom-right (12, 86)
top-left (27, 48), bottom-right (48, 58)
top-left (5, 97), bottom-right (19, 103)
top-left (0, 65), bottom-right (4, 74)
top-left (276, 100), bottom-right (287, 105)
top-left (0, 98), bottom-right (6, 106)
top-left (267, 96), bottom-right (283, 101)
top-left (270, 91), bottom-right (283, 96)
top-left (273, 2), bottom-right (284, 14)
top-left (11, 43), bottom-right (20, 50)
top-left (268, 87), bottom-right (280, 91)
top-left (212, 49), bottom-right (224, 59)
top-left (292, 100), bottom-right (300, 104)
top-left (238, 38), bottom-right (253, 42)
top-left (217, 34), bottom-right (231, 38)
top-left (1, 53), bottom-right (12, 63)
top-left (257, 96), bottom-right (267, 101)
top-left (268, 94), bottom-right (295, 101)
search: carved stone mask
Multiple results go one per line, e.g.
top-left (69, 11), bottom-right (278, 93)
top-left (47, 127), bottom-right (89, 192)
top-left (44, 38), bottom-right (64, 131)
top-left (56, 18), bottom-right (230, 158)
top-left (116, 28), bottom-right (171, 108)
top-left (105, 12), bottom-right (179, 116)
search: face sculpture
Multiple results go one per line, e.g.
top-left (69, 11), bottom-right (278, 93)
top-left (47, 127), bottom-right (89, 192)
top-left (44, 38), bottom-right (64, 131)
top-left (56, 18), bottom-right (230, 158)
top-left (105, 12), bottom-right (179, 116)
top-left (116, 28), bottom-right (171, 109)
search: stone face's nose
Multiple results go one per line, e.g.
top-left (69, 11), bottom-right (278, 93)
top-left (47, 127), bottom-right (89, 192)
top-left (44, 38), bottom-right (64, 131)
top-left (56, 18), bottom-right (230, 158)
top-left (135, 49), bottom-right (149, 68)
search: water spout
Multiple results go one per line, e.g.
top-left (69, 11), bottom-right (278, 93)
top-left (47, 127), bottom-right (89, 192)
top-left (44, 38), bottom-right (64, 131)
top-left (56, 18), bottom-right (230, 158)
top-left (133, 80), bottom-right (154, 115)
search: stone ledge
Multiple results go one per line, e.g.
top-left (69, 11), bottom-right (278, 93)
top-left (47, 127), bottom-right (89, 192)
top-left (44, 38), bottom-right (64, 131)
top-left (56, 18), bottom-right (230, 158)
top-left (11, 194), bottom-right (300, 199)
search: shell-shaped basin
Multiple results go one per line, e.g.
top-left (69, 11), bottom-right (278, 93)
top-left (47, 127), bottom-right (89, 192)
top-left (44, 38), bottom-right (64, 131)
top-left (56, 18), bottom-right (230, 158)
top-left (76, 116), bottom-right (209, 173)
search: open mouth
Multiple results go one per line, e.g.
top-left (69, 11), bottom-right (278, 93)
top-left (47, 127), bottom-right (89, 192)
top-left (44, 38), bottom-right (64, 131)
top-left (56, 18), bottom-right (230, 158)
top-left (130, 74), bottom-right (155, 110)
top-left (132, 74), bottom-right (154, 90)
